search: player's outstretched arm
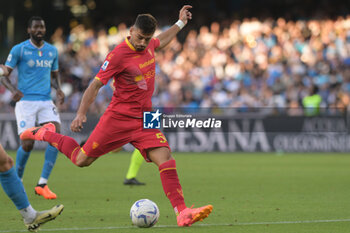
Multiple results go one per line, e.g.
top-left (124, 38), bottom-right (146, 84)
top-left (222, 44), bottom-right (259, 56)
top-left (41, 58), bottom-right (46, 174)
top-left (156, 5), bottom-right (192, 51)
top-left (51, 71), bottom-right (65, 105)
top-left (70, 78), bottom-right (103, 132)
top-left (0, 65), bottom-right (23, 102)
top-left (0, 64), bottom-right (9, 77)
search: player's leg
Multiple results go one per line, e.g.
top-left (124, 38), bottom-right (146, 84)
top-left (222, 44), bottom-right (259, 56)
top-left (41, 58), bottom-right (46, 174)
top-left (22, 112), bottom-right (135, 167)
top-left (21, 123), bottom-right (97, 167)
top-left (133, 130), bottom-right (187, 214)
top-left (146, 147), bottom-right (186, 212)
top-left (132, 131), bottom-right (187, 214)
top-left (14, 100), bottom-right (36, 180)
top-left (0, 144), bottom-right (37, 224)
top-left (38, 102), bottom-right (61, 182)
top-left (0, 144), bottom-right (33, 216)
top-left (71, 150), bottom-right (98, 167)
top-left (147, 146), bottom-right (213, 227)
top-left (124, 149), bottom-right (145, 185)
top-left (16, 143), bottom-right (31, 180)
top-left (41, 142), bottom-right (59, 182)
top-left (133, 129), bottom-right (212, 227)
top-left (21, 114), bottom-right (127, 168)
top-left (35, 121), bottom-right (61, 199)
top-left (16, 140), bottom-right (34, 179)
top-left (0, 144), bottom-right (64, 231)
top-left (107, 146), bottom-right (145, 185)
top-left (35, 101), bottom-right (62, 199)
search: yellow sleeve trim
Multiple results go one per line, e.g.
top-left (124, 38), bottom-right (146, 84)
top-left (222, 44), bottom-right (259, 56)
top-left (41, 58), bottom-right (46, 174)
top-left (95, 76), bottom-right (101, 81)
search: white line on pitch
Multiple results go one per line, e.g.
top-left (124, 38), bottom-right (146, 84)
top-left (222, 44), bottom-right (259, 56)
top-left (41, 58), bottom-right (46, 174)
top-left (1, 219), bottom-right (350, 232)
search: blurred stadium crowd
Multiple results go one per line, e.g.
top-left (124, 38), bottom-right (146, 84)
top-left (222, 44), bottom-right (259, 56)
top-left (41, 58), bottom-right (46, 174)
top-left (1, 15), bottom-right (350, 115)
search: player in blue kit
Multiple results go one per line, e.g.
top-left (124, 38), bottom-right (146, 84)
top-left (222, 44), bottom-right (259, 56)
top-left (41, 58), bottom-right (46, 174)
top-left (0, 141), bottom-right (64, 232)
top-left (0, 65), bottom-right (63, 230)
top-left (0, 16), bottom-right (64, 199)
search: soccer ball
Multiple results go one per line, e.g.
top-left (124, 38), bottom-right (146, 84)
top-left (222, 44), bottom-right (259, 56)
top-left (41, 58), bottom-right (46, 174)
top-left (130, 199), bottom-right (160, 228)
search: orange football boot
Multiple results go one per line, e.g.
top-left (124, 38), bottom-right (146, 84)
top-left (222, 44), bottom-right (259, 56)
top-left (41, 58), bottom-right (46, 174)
top-left (20, 123), bottom-right (56, 141)
top-left (35, 185), bottom-right (57, 200)
top-left (177, 205), bottom-right (213, 227)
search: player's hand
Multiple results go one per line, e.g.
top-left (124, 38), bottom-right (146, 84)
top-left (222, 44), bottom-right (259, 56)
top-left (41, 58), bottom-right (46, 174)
top-left (71, 114), bottom-right (87, 132)
top-left (179, 5), bottom-right (192, 25)
top-left (0, 64), bottom-right (9, 76)
top-left (12, 90), bottom-right (23, 102)
top-left (56, 88), bottom-right (65, 105)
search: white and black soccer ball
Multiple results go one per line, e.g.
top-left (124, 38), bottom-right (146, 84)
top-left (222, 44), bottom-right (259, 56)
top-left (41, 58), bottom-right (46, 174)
top-left (130, 199), bottom-right (160, 228)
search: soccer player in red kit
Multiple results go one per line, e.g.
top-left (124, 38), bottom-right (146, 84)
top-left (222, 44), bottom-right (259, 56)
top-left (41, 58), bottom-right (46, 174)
top-left (21, 5), bottom-right (213, 226)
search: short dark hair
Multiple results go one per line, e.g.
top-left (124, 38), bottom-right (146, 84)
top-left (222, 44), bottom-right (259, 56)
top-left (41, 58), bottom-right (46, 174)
top-left (134, 14), bottom-right (157, 34)
top-left (28, 16), bottom-right (44, 28)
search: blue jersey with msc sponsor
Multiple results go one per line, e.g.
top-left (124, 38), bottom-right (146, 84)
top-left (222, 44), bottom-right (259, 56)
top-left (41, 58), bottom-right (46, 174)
top-left (5, 39), bottom-right (59, 101)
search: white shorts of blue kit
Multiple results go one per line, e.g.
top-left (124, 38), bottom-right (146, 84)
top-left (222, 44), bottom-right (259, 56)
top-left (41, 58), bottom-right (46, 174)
top-left (15, 100), bottom-right (61, 135)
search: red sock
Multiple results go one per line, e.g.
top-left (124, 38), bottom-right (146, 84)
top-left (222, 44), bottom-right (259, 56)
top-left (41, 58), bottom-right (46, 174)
top-left (159, 159), bottom-right (186, 215)
top-left (43, 131), bottom-right (80, 165)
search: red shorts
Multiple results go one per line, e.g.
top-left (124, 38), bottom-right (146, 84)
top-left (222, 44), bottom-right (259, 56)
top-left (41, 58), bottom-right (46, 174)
top-left (82, 111), bottom-right (170, 162)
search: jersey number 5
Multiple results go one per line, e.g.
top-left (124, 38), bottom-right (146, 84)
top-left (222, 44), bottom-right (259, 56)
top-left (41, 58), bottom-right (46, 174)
top-left (156, 133), bottom-right (167, 143)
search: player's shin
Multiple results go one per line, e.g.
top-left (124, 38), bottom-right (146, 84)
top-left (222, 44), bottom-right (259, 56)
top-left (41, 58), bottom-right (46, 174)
top-left (126, 149), bottom-right (144, 179)
top-left (158, 159), bottom-right (186, 215)
top-left (0, 167), bottom-right (30, 210)
top-left (15, 146), bottom-right (30, 179)
top-left (41, 145), bottom-right (58, 181)
top-left (43, 131), bottom-right (80, 166)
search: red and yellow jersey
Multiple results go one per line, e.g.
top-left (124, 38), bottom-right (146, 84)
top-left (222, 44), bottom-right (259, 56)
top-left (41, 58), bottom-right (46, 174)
top-left (95, 36), bottom-right (160, 118)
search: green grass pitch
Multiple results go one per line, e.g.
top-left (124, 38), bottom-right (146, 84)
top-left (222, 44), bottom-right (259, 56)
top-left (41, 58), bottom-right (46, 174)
top-left (0, 151), bottom-right (350, 233)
